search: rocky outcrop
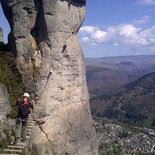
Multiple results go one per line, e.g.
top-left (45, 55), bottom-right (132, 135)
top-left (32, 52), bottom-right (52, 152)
top-left (0, 82), bottom-right (11, 115)
top-left (0, 27), bottom-right (3, 44)
top-left (1, 0), bottom-right (98, 155)
top-left (0, 82), bottom-right (13, 149)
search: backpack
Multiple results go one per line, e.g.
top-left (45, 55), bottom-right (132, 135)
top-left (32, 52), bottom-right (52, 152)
top-left (17, 98), bottom-right (31, 119)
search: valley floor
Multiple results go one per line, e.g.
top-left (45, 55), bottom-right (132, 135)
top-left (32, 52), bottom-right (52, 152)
top-left (95, 117), bottom-right (155, 155)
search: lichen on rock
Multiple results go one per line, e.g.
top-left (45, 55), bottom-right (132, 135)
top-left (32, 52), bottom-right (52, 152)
top-left (1, 0), bottom-right (98, 154)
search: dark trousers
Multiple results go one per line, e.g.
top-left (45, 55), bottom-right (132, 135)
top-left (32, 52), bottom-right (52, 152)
top-left (15, 118), bottom-right (27, 140)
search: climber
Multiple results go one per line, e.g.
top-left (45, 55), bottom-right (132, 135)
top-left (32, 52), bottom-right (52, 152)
top-left (14, 92), bottom-right (34, 144)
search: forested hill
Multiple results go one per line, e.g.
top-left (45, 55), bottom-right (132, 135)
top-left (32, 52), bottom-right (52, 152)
top-left (86, 55), bottom-right (155, 95)
top-left (93, 72), bottom-right (155, 128)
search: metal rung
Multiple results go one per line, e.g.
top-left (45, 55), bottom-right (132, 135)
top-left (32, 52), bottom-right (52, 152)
top-left (27, 128), bottom-right (33, 130)
top-left (27, 125), bottom-right (34, 128)
top-left (7, 146), bottom-right (24, 150)
top-left (26, 136), bottom-right (30, 139)
top-left (27, 127), bottom-right (33, 130)
top-left (27, 128), bottom-right (32, 131)
top-left (27, 123), bottom-right (34, 125)
top-left (4, 149), bottom-right (22, 153)
top-left (27, 120), bottom-right (34, 122)
top-left (16, 142), bottom-right (27, 146)
top-left (28, 116), bottom-right (33, 118)
top-left (7, 145), bottom-right (24, 149)
top-left (27, 121), bottom-right (33, 123)
top-left (28, 118), bottom-right (33, 120)
top-left (15, 144), bottom-right (26, 147)
top-left (0, 153), bottom-right (19, 155)
top-left (27, 124), bottom-right (34, 126)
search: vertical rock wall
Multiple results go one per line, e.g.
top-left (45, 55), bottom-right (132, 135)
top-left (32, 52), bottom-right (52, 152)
top-left (0, 82), bottom-right (11, 116)
top-left (0, 27), bottom-right (3, 44)
top-left (1, 0), bottom-right (98, 155)
top-left (0, 82), bottom-right (13, 149)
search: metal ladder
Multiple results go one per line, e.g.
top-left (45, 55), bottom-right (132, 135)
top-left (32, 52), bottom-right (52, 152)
top-left (0, 114), bottom-right (39, 155)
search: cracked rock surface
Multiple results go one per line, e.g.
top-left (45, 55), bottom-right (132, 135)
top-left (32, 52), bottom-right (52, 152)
top-left (1, 0), bottom-right (98, 154)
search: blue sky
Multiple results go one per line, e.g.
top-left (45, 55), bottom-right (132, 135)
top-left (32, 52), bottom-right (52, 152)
top-left (78, 0), bottom-right (155, 57)
top-left (0, 3), bottom-right (10, 44)
top-left (0, 0), bottom-right (155, 58)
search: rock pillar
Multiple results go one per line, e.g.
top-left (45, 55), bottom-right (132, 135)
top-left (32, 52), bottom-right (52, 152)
top-left (1, 0), bottom-right (98, 154)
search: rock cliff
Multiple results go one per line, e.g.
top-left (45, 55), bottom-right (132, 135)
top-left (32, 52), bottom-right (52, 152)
top-left (0, 27), bottom-right (3, 44)
top-left (0, 82), bottom-right (13, 150)
top-left (0, 82), bottom-right (11, 116)
top-left (1, 0), bottom-right (98, 154)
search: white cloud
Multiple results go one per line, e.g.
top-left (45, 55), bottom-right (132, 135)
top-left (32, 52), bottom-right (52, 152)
top-left (79, 26), bottom-right (98, 34)
top-left (134, 15), bottom-right (150, 25)
top-left (117, 24), bottom-right (141, 38)
top-left (79, 24), bottom-right (155, 51)
top-left (79, 26), bottom-right (108, 43)
top-left (81, 37), bottom-right (89, 43)
top-left (91, 43), bottom-right (98, 46)
top-left (137, 0), bottom-right (155, 5)
top-left (91, 30), bottom-right (107, 42)
top-left (139, 25), bottom-right (155, 45)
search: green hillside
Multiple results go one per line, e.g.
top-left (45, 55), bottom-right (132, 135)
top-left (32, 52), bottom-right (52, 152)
top-left (86, 55), bottom-right (155, 95)
top-left (94, 72), bottom-right (155, 128)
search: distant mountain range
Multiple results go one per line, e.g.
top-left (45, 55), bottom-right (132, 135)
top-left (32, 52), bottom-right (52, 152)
top-left (86, 55), bottom-right (155, 128)
top-left (86, 55), bottom-right (155, 95)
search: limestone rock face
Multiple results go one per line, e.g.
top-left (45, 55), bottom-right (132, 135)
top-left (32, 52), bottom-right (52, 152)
top-left (0, 82), bottom-right (13, 145)
top-left (0, 82), bottom-right (11, 115)
top-left (1, 0), bottom-right (98, 154)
